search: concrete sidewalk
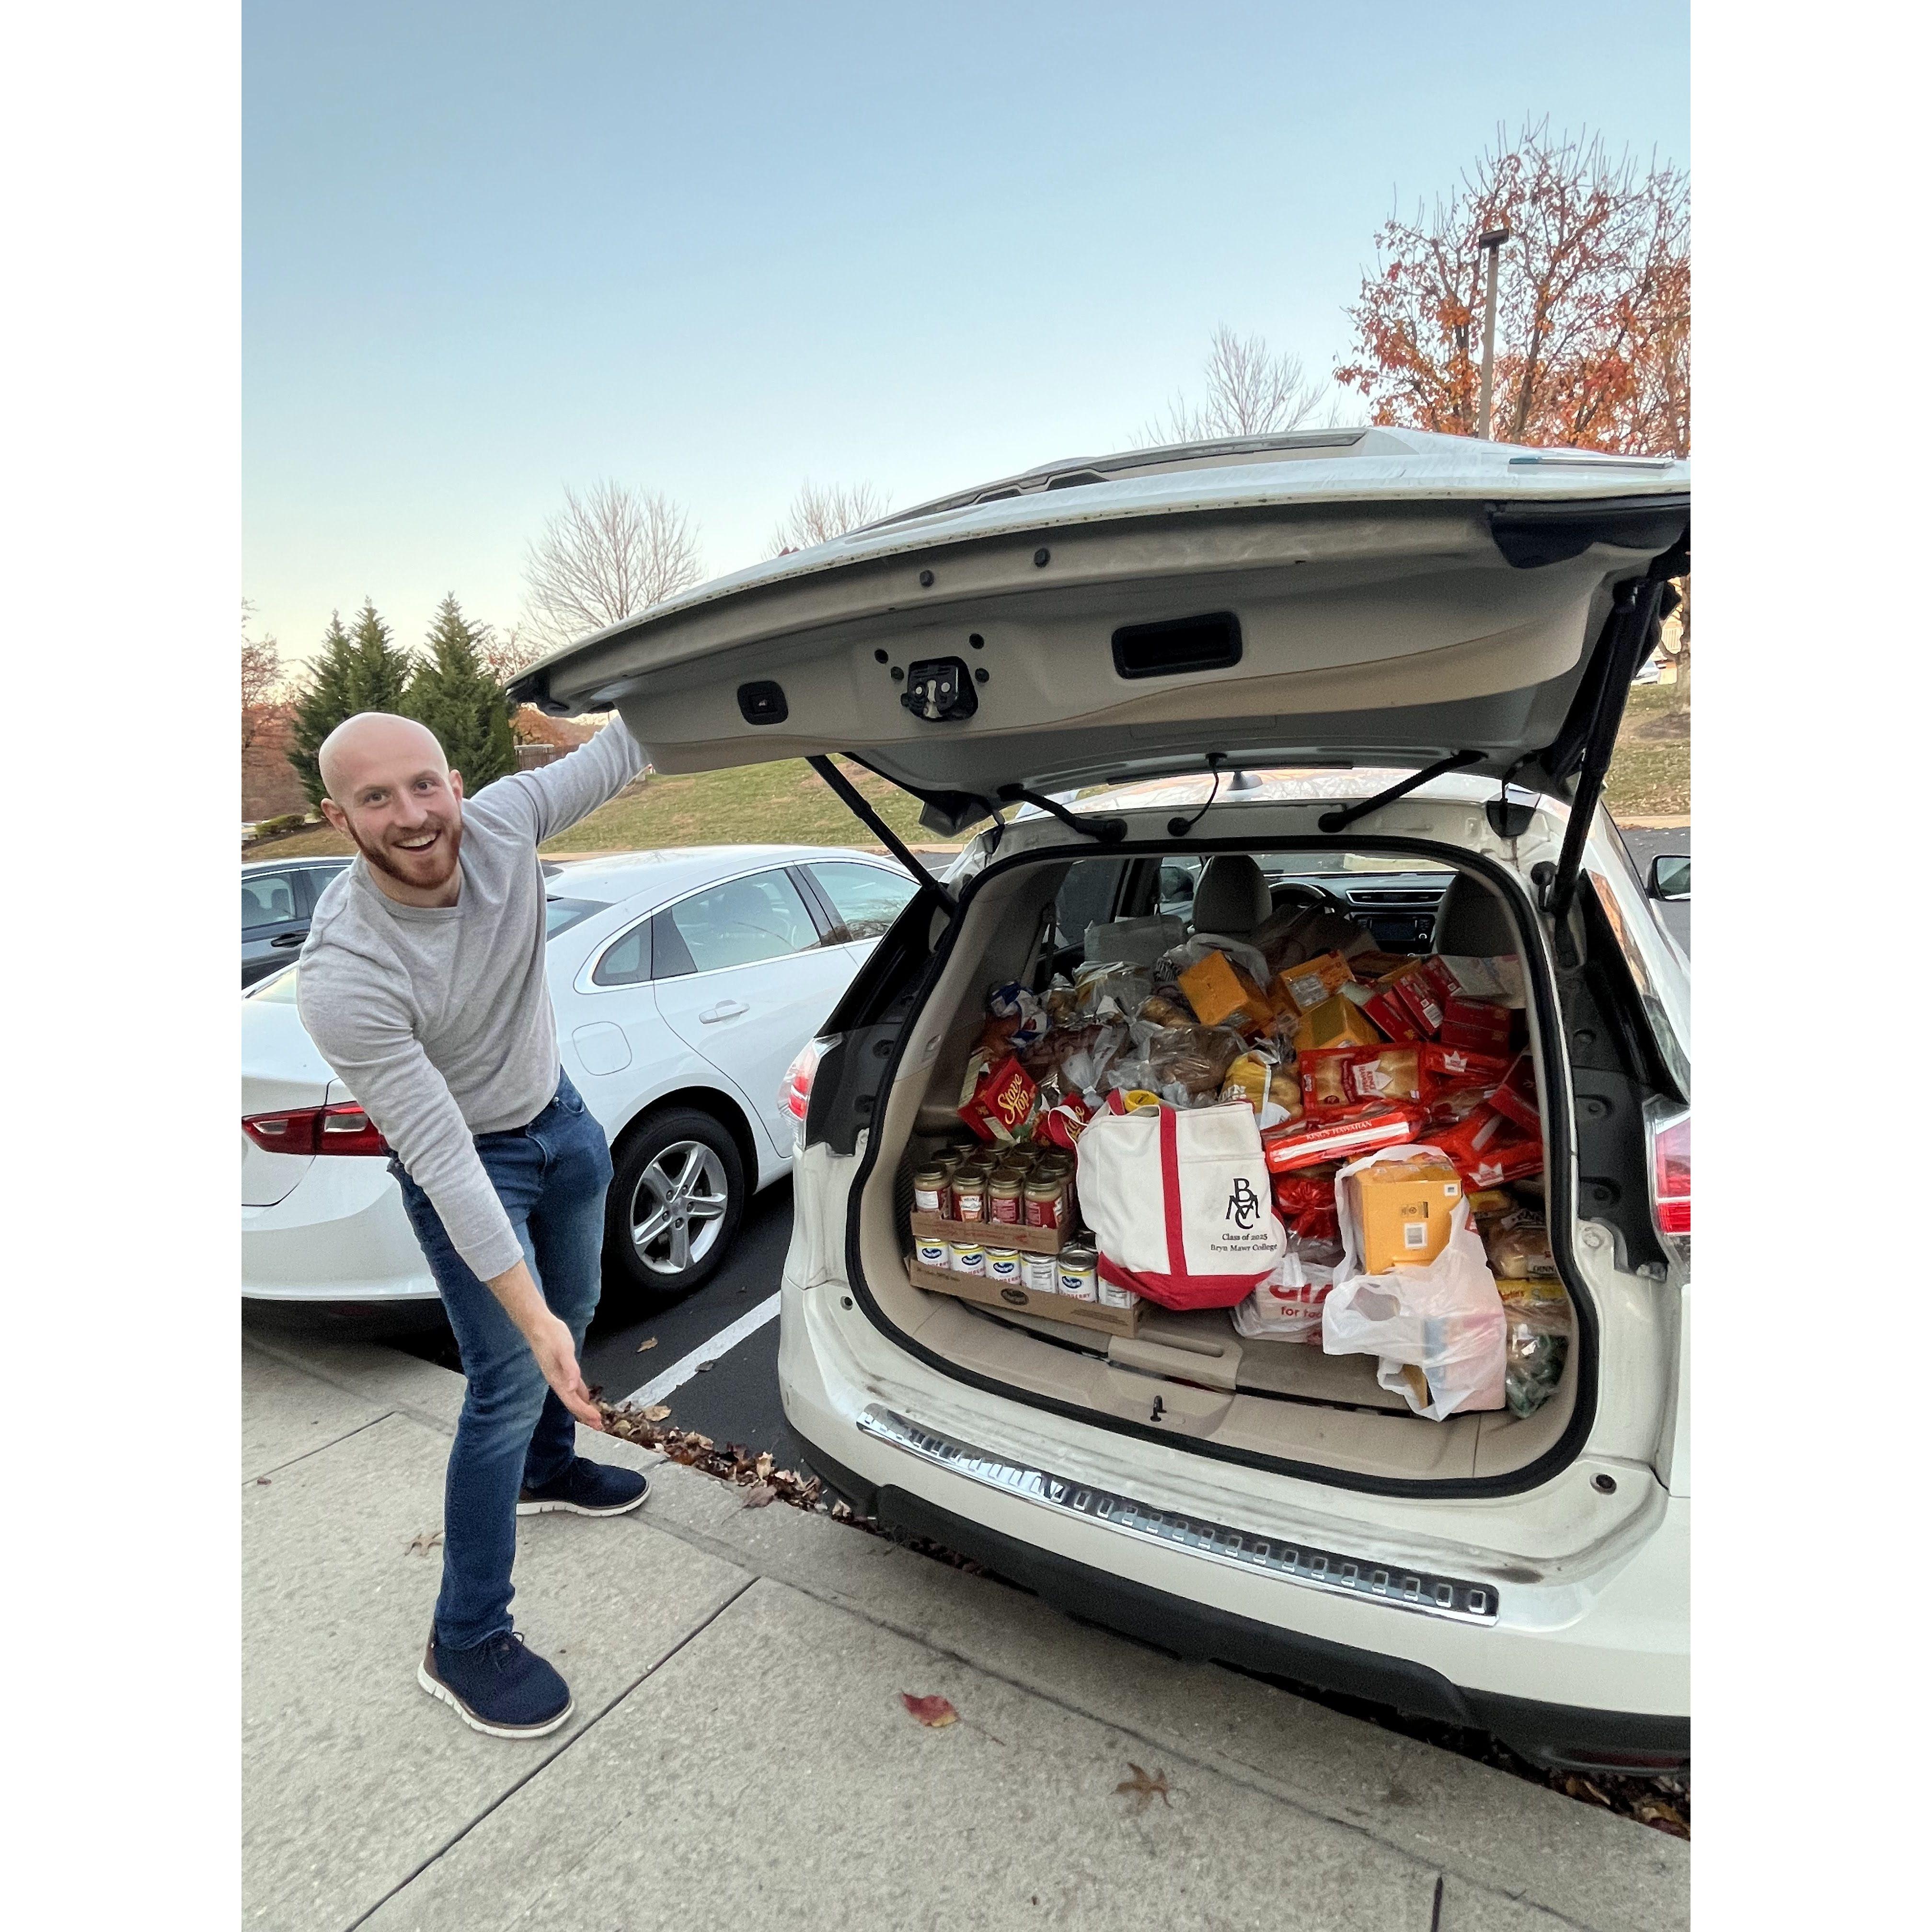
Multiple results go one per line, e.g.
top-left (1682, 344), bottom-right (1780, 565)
top-left (242, 1336), bottom-right (1687, 1932)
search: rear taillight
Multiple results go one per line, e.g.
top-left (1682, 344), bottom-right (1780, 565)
top-left (779, 1041), bottom-right (822, 1122)
top-left (1645, 1100), bottom-right (1689, 1266)
top-left (242, 1102), bottom-right (390, 1157)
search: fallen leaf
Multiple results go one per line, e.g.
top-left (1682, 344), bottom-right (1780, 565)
top-left (694, 1360), bottom-right (714, 1373)
top-left (635, 1337), bottom-right (658, 1352)
top-left (406, 1530), bottom-right (444, 1555)
top-left (1116, 1763), bottom-right (1172, 1812)
top-left (755, 1452), bottom-right (774, 1481)
top-left (644, 1405), bottom-right (671, 1422)
top-left (253, 1476), bottom-right (271, 1486)
top-left (900, 1692), bottom-right (959, 1729)
top-left (741, 1482), bottom-right (778, 1509)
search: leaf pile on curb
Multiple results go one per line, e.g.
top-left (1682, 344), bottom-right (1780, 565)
top-left (597, 1400), bottom-right (989, 1575)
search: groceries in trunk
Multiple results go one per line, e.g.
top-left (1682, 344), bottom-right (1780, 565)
top-left (909, 893), bottom-right (1572, 1417)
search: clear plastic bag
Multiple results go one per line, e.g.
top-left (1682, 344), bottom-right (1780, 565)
top-left (1499, 1278), bottom-right (1571, 1416)
top-left (1321, 1143), bottom-right (1507, 1420)
top-left (1156, 931), bottom-right (1270, 991)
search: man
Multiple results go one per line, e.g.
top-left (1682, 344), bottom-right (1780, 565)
top-left (298, 707), bottom-right (648, 1739)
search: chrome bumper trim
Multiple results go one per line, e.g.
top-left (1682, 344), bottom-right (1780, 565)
top-left (857, 1404), bottom-right (1499, 1626)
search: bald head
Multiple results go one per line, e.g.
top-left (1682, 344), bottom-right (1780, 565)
top-left (316, 712), bottom-right (467, 905)
top-left (319, 712), bottom-right (448, 806)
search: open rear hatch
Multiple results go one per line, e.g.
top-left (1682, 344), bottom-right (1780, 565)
top-left (512, 426), bottom-right (1685, 844)
top-left (514, 428), bottom-right (1688, 1494)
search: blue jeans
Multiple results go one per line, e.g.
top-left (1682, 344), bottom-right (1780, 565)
top-left (391, 1070), bottom-right (614, 1650)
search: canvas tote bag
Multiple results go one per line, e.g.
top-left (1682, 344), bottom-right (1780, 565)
top-left (1075, 1101), bottom-right (1285, 1310)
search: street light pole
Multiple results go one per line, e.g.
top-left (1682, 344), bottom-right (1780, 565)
top-left (1476, 226), bottom-right (1510, 441)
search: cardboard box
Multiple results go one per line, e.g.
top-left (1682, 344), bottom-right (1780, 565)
top-left (1179, 950), bottom-right (1274, 1034)
top-left (1487, 1049), bottom-right (1541, 1131)
top-left (910, 1210), bottom-right (1065, 1255)
top-left (1351, 980), bottom-right (1424, 1042)
top-left (1274, 950), bottom-right (1357, 1015)
top-left (1347, 1153), bottom-right (1465, 1273)
top-left (1291, 993), bottom-right (1383, 1054)
top-left (958, 1053), bottom-right (1038, 1142)
top-left (1439, 997), bottom-right (1514, 1054)
top-left (908, 1257), bottom-right (1142, 1335)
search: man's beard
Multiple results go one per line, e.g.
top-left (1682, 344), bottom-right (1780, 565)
top-left (352, 815), bottom-right (462, 891)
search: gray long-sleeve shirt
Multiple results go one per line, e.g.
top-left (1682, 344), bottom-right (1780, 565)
top-left (298, 717), bottom-right (645, 1280)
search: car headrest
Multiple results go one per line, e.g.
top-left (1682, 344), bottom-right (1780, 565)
top-left (1432, 874), bottom-right (1518, 956)
top-left (1190, 855), bottom-right (1270, 939)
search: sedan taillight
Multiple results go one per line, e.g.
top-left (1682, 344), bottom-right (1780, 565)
top-left (1645, 1100), bottom-right (1689, 1266)
top-left (242, 1102), bottom-right (390, 1157)
top-left (779, 1041), bottom-right (823, 1126)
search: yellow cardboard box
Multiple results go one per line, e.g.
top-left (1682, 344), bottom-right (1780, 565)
top-left (1348, 1154), bottom-right (1464, 1272)
top-left (1291, 993), bottom-right (1382, 1055)
top-left (1178, 950), bottom-right (1273, 1034)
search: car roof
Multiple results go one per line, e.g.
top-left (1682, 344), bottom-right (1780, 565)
top-left (242, 855), bottom-right (350, 874)
top-left (543, 844), bottom-right (899, 903)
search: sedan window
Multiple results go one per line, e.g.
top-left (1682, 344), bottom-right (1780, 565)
top-left (242, 871), bottom-right (300, 930)
top-left (807, 861), bottom-right (919, 942)
top-left (544, 895), bottom-right (607, 940)
top-left (655, 869), bottom-right (821, 977)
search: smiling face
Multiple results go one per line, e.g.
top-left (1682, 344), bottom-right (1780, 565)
top-left (317, 713), bottom-right (466, 904)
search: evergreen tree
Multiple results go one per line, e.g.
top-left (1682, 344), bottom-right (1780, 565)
top-left (286, 601), bottom-right (418, 806)
top-left (404, 594), bottom-right (518, 791)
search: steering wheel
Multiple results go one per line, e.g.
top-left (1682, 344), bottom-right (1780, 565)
top-left (1269, 879), bottom-right (1352, 919)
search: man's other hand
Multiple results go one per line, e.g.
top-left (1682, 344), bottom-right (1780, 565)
top-left (529, 1313), bottom-right (604, 1430)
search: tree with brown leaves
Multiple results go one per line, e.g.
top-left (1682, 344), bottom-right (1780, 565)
top-left (1335, 121), bottom-right (1689, 458)
top-left (522, 481), bottom-right (704, 647)
top-left (241, 600), bottom-right (283, 750)
top-left (769, 480), bottom-right (892, 557)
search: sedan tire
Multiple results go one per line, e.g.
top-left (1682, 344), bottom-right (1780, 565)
top-left (603, 1107), bottom-right (746, 1300)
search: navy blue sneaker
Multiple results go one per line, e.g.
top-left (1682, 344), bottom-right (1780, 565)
top-left (517, 1457), bottom-right (650, 1518)
top-left (418, 1628), bottom-right (573, 1738)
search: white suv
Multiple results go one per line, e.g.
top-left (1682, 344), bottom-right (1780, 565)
top-left (511, 427), bottom-right (1691, 1773)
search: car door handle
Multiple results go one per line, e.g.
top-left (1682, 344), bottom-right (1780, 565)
top-left (698, 999), bottom-right (749, 1023)
top-left (270, 932), bottom-right (305, 947)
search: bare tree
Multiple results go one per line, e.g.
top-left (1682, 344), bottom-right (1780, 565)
top-left (522, 482), bottom-right (704, 646)
top-left (1141, 326), bottom-right (1326, 445)
top-left (241, 598), bottom-right (283, 749)
top-left (769, 480), bottom-right (893, 556)
top-left (472, 620), bottom-right (543, 688)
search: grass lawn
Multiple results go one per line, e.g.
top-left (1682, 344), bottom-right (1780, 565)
top-left (241, 755), bottom-right (946, 864)
top-left (1605, 681), bottom-right (1690, 818)
top-left (243, 690), bottom-right (1691, 862)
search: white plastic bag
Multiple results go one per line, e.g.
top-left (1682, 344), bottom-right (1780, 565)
top-left (1232, 1237), bottom-right (1341, 1343)
top-left (1084, 913), bottom-right (1186, 967)
top-left (1321, 1143), bottom-right (1507, 1419)
top-left (1155, 932), bottom-right (1271, 992)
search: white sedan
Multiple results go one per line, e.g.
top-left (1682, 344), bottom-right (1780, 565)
top-left (242, 845), bottom-right (921, 1302)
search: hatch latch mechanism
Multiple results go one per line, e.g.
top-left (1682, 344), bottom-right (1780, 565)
top-left (900, 657), bottom-right (978, 724)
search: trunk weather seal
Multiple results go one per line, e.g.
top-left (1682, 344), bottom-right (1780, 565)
top-left (839, 830), bottom-right (1598, 1503)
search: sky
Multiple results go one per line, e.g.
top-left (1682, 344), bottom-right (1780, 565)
top-left (243, 0), bottom-right (1688, 667)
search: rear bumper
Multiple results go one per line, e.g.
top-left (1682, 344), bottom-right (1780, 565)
top-left (779, 1279), bottom-right (1689, 1774)
top-left (795, 1425), bottom-right (1686, 1773)
top-left (242, 1163), bottom-right (437, 1302)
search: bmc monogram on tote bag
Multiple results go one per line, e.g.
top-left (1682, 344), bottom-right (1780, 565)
top-left (1075, 1102), bottom-right (1286, 1310)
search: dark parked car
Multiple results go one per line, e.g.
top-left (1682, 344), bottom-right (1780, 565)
top-left (241, 858), bottom-right (350, 986)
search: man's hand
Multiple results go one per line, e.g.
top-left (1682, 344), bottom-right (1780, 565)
top-left (527, 1312), bottom-right (604, 1430)
top-left (485, 1257), bottom-right (604, 1431)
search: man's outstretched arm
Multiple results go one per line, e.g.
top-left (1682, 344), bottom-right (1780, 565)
top-left (475, 713), bottom-right (646, 848)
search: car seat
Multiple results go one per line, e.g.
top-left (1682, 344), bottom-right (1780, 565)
top-left (1431, 874), bottom-right (1516, 955)
top-left (1188, 855), bottom-right (1269, 941)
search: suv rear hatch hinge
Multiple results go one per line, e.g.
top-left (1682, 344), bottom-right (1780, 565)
top-left (806, 755), bottom-right (958, 916)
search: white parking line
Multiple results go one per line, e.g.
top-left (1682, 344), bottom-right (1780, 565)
top-left (619, 1292), bottom-right (782, 1408)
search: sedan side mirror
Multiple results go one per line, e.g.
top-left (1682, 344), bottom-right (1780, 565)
top-left (1647, 853), bottom-right (1690, 901)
